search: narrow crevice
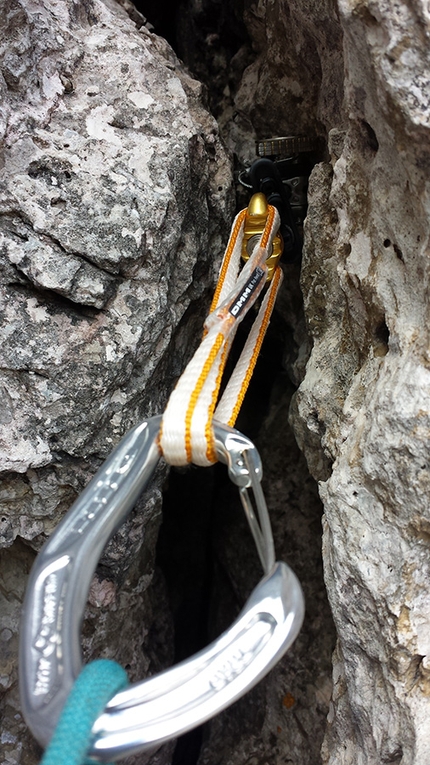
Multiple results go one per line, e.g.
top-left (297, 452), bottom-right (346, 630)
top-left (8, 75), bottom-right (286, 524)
top-left (156, 464), bottom-right (215, 765)
top-left (131, 0), bottom-right (179, 48)
top-left (132, 0), bottom-right (251, 120)
top-left (154, 308), bottom-right (336, 765)
top-left (3, 280), bottom-right (101, 321)
top-left (127, 3), bottom-right (338, 764)
top-left (154, 314), bottom-right (288, 764)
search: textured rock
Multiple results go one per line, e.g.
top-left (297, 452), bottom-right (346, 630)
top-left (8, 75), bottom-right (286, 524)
top-left (292, 3), bottom-right (430, 765)
top-left (0, 0), bottom-right (233, 762)
top-left (195, 368), bottom-right (335, 765)
top-left (233, 0), bottom-right (344, 165)
top-left (175, 0), bottom-right (430, 763)
top-left (2, 1), bottom-right (429, 764)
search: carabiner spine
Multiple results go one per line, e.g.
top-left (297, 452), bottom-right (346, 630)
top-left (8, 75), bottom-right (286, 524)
top-left (19, 415), bottom-right (163, 748)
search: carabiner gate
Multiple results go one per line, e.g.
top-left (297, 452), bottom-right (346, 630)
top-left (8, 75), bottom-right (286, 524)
top-left (20, 416), bottom-right (304, 761)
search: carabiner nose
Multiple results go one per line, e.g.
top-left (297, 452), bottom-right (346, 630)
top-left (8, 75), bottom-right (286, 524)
top-left (212, 421), bottom-right (276, 574)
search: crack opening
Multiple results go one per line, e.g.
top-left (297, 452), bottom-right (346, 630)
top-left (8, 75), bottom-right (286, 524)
top-left (155, 305), bottom-right (336, 764)
top-left (1, 1), bottom-right (340, 761)
top-left (6, 280), bottom-right (101, 321)
top-left (135, 1), bottom-right (338, 761)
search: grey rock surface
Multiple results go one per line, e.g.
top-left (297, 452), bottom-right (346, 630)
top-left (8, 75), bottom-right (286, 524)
top-left (292, 3), bottom-right (430, 765)
top-left (227, 0), bottom-right (344, 166)
top-left (2, 0), bottom-right (429, 764)
top-left (176, 0), bottom-right (430, 763)
top-left (0, 0), bottom-right (233, 762)
top-left (195, 373), bottom-right (335, 765)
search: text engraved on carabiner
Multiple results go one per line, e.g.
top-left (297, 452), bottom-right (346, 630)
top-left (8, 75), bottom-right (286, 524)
top-left (209, 649), bottom-right (253, 691)
top-left (70, 451), bottom-right (134, 535)
top-left (33, 573), bottom-right (61, 696)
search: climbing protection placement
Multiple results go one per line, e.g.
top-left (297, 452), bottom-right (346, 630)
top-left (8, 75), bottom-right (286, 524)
top-left (19, 189), bottom-right (305, 763)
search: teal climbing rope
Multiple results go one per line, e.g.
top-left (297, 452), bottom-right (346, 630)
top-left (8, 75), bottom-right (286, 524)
top-left (40, 659), bottom-right (128, 765)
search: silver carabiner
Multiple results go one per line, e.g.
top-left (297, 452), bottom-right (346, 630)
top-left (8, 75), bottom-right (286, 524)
top-left (20, 416), bottom-right (304, 761)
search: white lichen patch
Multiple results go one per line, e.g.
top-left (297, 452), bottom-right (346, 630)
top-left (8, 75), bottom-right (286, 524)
top-left (25, 298), bottom-right (49, 323)
top-left (128, 90), bottom-right (155, 109)
top-left (86, 105), bottom-right (122, 146)
top-left (346, 231), bottom-right (373, 281)
top-left (0, 431), bottom-right (51, 473)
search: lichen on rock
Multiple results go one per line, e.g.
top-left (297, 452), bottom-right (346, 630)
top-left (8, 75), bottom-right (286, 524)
top-left (0, 0), bottom-right (233, 761)
top-left (292, 2), bottom-right (430, 763)
top-left (1, 0), bottom-right (429, 764)
top-left (177, 0), bottom-right (430, 763)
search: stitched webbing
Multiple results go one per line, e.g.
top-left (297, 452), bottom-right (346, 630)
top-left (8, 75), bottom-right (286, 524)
top-left (160, 204), bottom-right (282, 467)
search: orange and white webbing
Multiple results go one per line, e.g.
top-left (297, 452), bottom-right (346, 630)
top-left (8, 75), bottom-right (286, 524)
top-left (159, 204), bottom-right (283, 467)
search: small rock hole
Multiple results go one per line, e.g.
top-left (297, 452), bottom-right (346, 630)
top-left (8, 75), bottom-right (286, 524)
top-left (393, 243), bottom-right (404, 262)
top-left (381, 747), bottom-right (403, 764)
top-left (383, 239), bottom-right (391, 248)
top-left (342, 242), bottom-right (352, 256)
top-left (361, 120), bottom-right (379, 152)
top-left (374, 319), bottom-right (390, 356)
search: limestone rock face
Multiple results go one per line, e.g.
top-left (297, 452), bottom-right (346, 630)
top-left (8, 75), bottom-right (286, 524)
top-left (2, 0), bottom-right (429, 764)
top-left (291, 3), bottom-right (430, 765)
top-left (0, 1), bottom-right (233, 761)
top-left (226, 0), bottom-right (345, 166)
top-left (182, 0), bottom-right (430, 763)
